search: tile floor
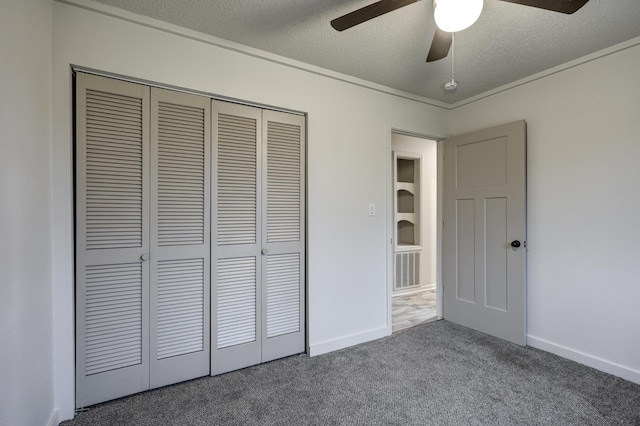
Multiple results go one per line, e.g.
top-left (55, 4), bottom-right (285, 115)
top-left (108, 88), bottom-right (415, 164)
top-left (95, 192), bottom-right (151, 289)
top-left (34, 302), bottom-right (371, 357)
top-left (392, 288), bottom-right (438, 333)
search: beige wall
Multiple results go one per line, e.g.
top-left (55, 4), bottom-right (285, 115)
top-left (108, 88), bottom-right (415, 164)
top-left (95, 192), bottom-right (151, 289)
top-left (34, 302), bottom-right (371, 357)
top-left (4, 1), bottom-right (638, 422)
top-left (51, 1), bottom-right (449, 419)
top-left (0, 0), bottom-right (55, 425)
top-left (451, 39), bottom-right (640, 383)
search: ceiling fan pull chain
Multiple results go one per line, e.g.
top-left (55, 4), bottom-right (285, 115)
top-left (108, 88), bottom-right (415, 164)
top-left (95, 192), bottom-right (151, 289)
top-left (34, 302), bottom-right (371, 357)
top-left (452, 32), bottom-right (455, 81)
top-left (444, 32), bottom-right (458, 91)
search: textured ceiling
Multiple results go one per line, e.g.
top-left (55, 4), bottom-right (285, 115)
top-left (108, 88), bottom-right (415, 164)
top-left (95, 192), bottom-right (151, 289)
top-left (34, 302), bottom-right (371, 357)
top-left (91, 0), bottom-right (640, 104)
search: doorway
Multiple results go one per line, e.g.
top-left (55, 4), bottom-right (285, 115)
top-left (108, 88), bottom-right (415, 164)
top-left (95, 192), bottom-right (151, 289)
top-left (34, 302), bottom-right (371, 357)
top-left (390, 132), bottom-right (440, 333)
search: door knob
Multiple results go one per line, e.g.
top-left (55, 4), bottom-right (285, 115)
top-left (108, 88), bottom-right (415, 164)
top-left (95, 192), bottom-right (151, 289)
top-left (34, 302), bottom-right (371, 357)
top-left (261, 249), bottom-right (268, 255)
top-left (510, 240), bottom-right (521, 248)
top-left (140, 253), bottom-right (149, 261)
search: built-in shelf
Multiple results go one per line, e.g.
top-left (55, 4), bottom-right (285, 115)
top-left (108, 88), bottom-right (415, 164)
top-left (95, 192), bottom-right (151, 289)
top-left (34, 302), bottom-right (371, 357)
top-left (397, 158), bottom-right (415, 183)
top-left (394, 153), bottom-right (420, 249)
top-left (397, 190), bottom-right (415, 213)
top-left (396, 213), bottom-right (416, 223)
top-left (396, 182), bottom-right (415, 193)
top-left (395, 244), bottom-right (422, 252)
top-left (394, 152), bottom-right (422, 292)
top-left (397, 220), bottom-right (415, 246)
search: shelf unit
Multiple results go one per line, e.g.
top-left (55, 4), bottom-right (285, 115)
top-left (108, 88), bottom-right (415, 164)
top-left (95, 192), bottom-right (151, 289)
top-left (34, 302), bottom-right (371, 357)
top-left (394, 154), bottom-right (420, 249)
top-left (393, 152), bottom-right (422, 291)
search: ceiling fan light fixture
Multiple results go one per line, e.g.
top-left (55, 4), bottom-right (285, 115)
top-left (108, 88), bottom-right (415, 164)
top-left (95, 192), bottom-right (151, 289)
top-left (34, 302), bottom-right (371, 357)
top-left (434, 0), bottom-right (483, 33)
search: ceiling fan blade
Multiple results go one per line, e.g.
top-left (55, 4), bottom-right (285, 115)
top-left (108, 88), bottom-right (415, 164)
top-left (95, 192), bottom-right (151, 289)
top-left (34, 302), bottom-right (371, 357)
top-left (497, 0), bottom-right (589, 14)
top-left (426, 28), bottom-right (452, 62)
top-left (331, 0), bottom-right (418, 31)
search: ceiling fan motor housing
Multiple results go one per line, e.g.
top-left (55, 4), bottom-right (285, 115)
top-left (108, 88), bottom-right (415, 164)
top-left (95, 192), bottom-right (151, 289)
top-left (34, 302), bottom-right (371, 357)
top-left (433, 0), bottom-right (484, 33)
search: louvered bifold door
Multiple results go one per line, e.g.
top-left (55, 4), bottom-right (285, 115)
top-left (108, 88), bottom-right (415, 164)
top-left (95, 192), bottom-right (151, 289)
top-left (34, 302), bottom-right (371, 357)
top-left (75, 73), bottom-right (150, 407)
top-left (212, 101), bottom-right (263, 374)
top-left (149, 88), bottom-right (211, 388)
top-left (261, 110), bottom-right (306, 362)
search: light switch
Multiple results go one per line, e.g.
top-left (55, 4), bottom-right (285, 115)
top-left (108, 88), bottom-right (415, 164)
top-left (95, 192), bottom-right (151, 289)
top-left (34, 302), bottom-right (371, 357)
top-left (368, 203), bottom-right (376, 216)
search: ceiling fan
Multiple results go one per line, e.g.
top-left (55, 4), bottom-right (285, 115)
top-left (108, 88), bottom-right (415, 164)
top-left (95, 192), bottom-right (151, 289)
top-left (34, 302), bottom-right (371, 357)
top-left (331, 0), bottom-right (590, 63)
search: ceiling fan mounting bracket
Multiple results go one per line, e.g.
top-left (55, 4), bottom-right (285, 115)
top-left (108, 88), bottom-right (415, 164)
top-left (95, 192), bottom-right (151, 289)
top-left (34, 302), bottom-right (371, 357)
top-left (444, 80), bottom-right (458, 91)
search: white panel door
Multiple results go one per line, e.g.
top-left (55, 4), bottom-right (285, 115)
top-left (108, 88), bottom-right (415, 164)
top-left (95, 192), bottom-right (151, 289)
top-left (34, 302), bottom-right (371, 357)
top-left (212, 101), bottom-right (262, 374)
top-left (261, 110), bottom-right (306, 362)
top-left (443, 120), bottom-right (527, 345)
top-left (149, 88), bottom-right (211, 388)
top-left (75, 73), bottom-right (150, 407)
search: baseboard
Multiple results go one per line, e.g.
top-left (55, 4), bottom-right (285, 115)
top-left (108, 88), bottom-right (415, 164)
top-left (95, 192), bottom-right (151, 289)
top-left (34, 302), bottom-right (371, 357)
top-left (527, 335), bottom-right (640, 385)
top-left (46, 409), bottom-right (60, 426)
top-left (423, 282), bottom-right (437, 291)
top-left (309, 326), bottom-right (389, 357)
top-left (392, 282), bottom-right (436, 297)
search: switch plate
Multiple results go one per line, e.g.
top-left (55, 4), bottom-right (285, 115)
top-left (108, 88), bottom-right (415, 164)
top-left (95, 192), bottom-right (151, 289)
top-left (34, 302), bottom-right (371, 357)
top-left (368, 203), bottom-right (375, 216)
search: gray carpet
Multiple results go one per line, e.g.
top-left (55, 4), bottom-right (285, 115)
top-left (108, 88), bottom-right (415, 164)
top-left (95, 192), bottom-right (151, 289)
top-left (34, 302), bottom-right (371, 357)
top-left (63, 320), bottom-right (640, 425)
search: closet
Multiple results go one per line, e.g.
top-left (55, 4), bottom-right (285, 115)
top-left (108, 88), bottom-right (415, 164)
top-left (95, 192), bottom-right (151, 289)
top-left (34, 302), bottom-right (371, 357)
top-left (75, 73), bottom-right (305, 407)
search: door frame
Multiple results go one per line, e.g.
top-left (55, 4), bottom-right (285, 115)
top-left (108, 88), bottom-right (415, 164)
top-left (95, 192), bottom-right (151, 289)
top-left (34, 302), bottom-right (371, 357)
top-left (386, 126), bottom-right (445, 334)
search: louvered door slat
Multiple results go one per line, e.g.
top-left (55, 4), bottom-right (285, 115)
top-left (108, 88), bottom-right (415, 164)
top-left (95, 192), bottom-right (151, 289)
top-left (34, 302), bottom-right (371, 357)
top-left (84, 263), bottom-right (143, 376)
top-left (85, 87), bottom-right (144, 250)
top-left (217, 112), bottom-right (257, 245)
top-left (216, 257), bottom-right (257, 349)
top-left (266, 121), bottom-right (301, 243)
top-left (266, 254), bottom-right (300, 338)
top-left (157, 101), bottom-right (205, 246)
top-left (156, 259), bottom-right (204, 360)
